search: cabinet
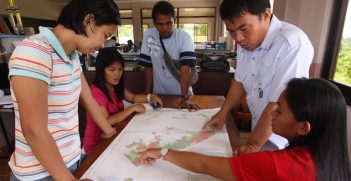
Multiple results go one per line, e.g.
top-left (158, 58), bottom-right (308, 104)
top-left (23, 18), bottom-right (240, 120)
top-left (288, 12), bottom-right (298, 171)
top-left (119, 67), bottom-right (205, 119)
top-left (84, 70), bottom-right (234, 96)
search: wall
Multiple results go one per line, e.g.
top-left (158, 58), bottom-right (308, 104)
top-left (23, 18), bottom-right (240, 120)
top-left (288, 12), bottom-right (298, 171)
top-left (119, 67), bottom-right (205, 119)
top-left (117, 0), bottom-right (221, 46)
top-left (0, 0), bottom-right (65, 20)
top-left (274, 0), bottom-right (351, 163)
top-left (1, 0), bottom-right (222, 49)
top-left (273, 0), bottom-right (333, 78)
top-left (348, 107), bottom-right (351, 161)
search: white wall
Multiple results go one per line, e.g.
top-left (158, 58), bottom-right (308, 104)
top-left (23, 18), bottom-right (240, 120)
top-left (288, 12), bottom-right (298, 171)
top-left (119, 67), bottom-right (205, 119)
top-left (274, 0), bottom-right (351, 163)
top-left (273, 0), bottom-right (333, 77)
top-left (348, 107), bottom-right (351, 161)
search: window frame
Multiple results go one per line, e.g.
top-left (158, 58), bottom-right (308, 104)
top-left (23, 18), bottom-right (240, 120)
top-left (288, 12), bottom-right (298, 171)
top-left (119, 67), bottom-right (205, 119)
top-left (322, 0), bottom-right (351, 105)
top-left (114, 9), bottom-right (134, 44)
top-left (140, 7), bottom-right (216, 41)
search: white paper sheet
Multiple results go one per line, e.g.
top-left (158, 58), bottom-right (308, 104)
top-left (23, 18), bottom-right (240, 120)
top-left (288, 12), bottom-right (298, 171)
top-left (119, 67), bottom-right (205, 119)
top-left (82, 108), bottom-right (232, 181)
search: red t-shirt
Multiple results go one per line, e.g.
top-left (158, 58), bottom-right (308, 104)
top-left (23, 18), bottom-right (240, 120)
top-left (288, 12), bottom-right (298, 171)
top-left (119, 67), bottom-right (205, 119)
top-left (230, 147), bottom-right (316, 181)
top-left (83, 85), bottom-right (124, 154)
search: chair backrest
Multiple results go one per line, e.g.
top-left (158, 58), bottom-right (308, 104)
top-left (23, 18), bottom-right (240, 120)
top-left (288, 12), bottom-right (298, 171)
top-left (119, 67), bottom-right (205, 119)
top-left (231, 94), bottom-right (252, 131)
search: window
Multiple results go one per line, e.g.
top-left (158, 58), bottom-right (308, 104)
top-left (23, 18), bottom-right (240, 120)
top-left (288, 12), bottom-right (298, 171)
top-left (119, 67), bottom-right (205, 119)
top-left (179, 24), bottom-right (208, 42)
top-left (141, 7), bottom-right (215, 43)
top-left (114, 10), bottom-right (134, 44)
top-left (178, 8), bottom-right (215, 42)
top-left (322, 0), bottom-right (351, 105)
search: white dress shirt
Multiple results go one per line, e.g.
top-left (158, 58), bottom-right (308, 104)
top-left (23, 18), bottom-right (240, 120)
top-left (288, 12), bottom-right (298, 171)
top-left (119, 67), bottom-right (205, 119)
top-left (235, 15), bottom-right (314, 149)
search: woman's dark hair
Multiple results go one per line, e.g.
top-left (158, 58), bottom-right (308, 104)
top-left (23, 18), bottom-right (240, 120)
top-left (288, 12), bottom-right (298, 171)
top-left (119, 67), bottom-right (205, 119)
top-left (94, 47), bottom-right (125, 102)
top-left (152, 1), bottom-right (175, 22)
top-left (220, 0), bottom-right (270, 21)
top-left (285, 78), bottom-right (351, 181)
top-left (58, 0), bottom-right (121, 36)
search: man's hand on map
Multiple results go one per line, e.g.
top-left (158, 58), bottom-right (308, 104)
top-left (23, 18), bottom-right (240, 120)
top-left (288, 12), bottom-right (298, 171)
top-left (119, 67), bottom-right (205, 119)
top-left (177, 96), bottom-right (200, 112)
top-left (149, 94), bottom-right (163, 107)
top-left (202, 111), bottom-right (227, 130)
top-left (139, 148), bottom-right (161, 165)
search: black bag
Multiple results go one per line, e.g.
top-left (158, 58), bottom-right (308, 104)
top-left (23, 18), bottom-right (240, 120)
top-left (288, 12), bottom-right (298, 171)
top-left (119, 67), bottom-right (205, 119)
top-left (159, 37), bottom-right (198, 86)
top-left (200, 54), bottom-right (230, 72)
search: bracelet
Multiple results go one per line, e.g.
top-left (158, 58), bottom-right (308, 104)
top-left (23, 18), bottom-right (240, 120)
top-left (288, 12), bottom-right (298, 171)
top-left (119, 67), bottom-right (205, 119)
top-left (160, 147), bottom-right (169, 160)
top-left (147, 93), bottom-right (152, 103)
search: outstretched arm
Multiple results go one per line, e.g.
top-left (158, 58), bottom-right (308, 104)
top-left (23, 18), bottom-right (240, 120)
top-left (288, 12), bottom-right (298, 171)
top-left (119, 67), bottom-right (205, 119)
top-left (203, 80), bottom-right (245, 130)
top-left (123, 88), bottom-right (162, 106)
top-left (144, 67), bottom-right (153, 94)
top-left (239, 102), bottom-right (275, 154)
top-left (80, 74), bottom-right (116, 138)
top-left (140, 149), bottom-right (236, 181)
top-left (179, 65), bottom-right (191, 96)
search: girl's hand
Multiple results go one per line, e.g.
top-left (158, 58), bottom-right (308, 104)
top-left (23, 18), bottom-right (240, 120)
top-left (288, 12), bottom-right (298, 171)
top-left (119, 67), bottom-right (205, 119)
top-left (139, 148), bottom-right (162, 165)
top-left (150, 95), bottom-right (163, 107)
top-left (131, 104), bottom-right (146, 113)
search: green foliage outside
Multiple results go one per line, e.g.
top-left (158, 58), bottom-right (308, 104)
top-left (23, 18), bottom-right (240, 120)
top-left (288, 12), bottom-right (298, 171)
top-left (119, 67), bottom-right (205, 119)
top-left (117, 25), bottom-right (133, 44)
top-left (179, 24), bottom-right (208, 42)
top-left (334, 38), bottom-right (351, 86)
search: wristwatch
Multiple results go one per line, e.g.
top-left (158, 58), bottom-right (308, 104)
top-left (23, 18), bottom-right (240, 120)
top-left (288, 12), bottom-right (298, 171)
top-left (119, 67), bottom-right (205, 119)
top-left (147, 93), bottom-right (152, 103)
top-left (160, 147), bottom-right (169, 160)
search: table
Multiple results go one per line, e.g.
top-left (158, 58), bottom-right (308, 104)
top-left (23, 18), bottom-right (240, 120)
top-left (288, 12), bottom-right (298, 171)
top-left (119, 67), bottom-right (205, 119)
top-left (73, 95), bottom-right (240, 178)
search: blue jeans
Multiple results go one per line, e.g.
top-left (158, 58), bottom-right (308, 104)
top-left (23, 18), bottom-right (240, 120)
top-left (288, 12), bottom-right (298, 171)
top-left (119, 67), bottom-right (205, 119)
top-left (10, 159), bottom-right (80, 181)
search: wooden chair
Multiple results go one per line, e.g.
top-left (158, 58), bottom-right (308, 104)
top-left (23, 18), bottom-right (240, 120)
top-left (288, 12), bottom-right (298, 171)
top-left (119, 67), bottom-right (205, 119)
top-left (231, 94), bottom-right (252, 131)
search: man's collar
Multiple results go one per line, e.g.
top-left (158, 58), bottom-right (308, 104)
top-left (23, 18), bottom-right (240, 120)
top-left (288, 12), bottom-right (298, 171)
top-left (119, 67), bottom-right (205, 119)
top-left (258, 15), bottom-right (282, 50)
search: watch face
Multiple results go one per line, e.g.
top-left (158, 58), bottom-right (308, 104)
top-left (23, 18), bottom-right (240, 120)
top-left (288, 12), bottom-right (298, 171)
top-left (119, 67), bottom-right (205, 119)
top-left (161, 147), bottom-right (168, 157)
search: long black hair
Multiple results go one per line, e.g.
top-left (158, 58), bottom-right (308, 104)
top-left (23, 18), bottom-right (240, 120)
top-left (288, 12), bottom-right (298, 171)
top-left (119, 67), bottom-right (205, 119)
top-left (94, 47), bottom-right (125, 102)
top-left (58, 0), bottom-right (120, 36)
top-left (285, 78), bottom-right (351, 181)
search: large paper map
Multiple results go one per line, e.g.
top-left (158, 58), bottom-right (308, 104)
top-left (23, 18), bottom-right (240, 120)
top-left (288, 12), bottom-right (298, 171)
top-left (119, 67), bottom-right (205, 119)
top-left (82, 106), bottom-right (232, 181)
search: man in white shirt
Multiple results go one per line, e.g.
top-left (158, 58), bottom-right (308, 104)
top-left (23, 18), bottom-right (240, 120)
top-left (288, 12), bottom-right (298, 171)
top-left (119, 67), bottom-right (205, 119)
top-left (203, 0), bottom-right (314, 154)
top-left (139, 1), bottom-right (199, 110)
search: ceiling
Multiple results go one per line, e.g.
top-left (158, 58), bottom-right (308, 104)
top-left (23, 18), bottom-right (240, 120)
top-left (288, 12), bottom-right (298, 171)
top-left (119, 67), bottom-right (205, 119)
top-left (0, 0), bottom-right (194, 20)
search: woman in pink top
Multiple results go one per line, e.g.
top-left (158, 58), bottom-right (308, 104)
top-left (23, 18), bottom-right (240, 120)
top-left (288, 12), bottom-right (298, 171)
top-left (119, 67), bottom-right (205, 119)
top-left (83, 47), bottom-right (162, 154)
top-left (140, 78), bottom-right (351, 181)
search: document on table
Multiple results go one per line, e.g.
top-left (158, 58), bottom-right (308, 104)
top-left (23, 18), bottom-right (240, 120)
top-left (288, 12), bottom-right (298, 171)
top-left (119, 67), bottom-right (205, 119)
top-left (81, 107), bottom-right (232, 181)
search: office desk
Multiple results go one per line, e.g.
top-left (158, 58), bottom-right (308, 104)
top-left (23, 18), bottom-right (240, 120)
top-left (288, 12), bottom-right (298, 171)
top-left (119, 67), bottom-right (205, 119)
top-left (73, 95), bottom-right (240, 178)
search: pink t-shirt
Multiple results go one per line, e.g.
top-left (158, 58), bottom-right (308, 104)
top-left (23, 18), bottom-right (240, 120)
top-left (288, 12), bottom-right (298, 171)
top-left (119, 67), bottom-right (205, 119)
top-left (83, 84), bottom-right (124, 154)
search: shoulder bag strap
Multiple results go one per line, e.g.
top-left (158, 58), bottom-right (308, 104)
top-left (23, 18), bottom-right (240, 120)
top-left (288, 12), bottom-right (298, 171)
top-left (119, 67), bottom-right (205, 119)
top-left (159, 36), bottom-right (180, 81)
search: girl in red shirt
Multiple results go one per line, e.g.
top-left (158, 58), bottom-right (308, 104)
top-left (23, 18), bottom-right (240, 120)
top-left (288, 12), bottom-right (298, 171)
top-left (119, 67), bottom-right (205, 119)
top-left (140, 78), bottom-right (351, 181)
top-left (83, 47), bottom-right (162, 154)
